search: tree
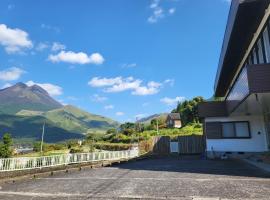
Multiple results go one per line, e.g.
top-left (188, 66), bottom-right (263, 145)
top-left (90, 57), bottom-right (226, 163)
top-left (150, 117), bottom-right (166, 130)
top-left (86, 132), bottom-right (103, 142)
top-left (106, 128), bottom-right (117, 135)
top-left (172, 96), bottom-right (205, 126)
top-left (0, 133), bottom-right (13, 158)
top-left (120, 122), bottom-right (135, 131)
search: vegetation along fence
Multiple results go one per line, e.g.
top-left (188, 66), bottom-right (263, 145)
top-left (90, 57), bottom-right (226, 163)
top-left (0, 149), bottom-right (139, 172)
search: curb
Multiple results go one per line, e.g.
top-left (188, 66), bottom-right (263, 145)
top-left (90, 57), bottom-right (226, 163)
top-left (0, 158), bottom-right (131, 184)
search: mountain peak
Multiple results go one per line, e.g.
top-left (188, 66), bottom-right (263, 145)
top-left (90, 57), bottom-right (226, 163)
top-left (0, 82), bottom-right (63, 114)
top-left (14, 82), bottom-right (28, 88)
top-left (29, 84), bottom-right (49, 95)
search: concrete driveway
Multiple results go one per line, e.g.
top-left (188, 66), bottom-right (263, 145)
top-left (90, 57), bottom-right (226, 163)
top-left (0, 156), bottom-right (270, 200)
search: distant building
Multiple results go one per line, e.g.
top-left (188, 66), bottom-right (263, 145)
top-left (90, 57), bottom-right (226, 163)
top-left (166, 113), bottom-right (182, 128)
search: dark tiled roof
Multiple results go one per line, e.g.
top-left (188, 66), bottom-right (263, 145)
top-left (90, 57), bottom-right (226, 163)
top-left (168, 113), bottom-right (181, 120)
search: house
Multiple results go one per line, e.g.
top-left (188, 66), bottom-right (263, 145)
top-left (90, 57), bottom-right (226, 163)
top-left (198, 0), bottom-right (270, 158)
top-left (166, 113), bottom-right (182, 128)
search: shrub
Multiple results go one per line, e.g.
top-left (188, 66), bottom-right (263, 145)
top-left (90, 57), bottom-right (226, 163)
top-left (139, 139), bottom-right (153, 154)
top-left (69, 148), bottom-right (84, 153)
top-left (94, 143), bottom-right (132, 151)
top-left (0, 133), bottom-right (13, 158)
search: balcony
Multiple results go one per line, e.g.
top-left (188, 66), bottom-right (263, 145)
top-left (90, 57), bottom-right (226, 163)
top-left (199, 64), bottom-right (270, 118)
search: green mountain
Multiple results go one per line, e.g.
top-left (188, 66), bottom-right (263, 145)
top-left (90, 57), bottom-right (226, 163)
top-left (0, 83), bottom-right (119, 143)
top-left (44, 105), bottom-right (119, 134)
top-left (0, 114), bottom-right (83, 143)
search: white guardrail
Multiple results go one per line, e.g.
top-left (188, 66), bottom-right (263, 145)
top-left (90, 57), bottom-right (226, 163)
top-left (0, 149), bottom-right (139, 172)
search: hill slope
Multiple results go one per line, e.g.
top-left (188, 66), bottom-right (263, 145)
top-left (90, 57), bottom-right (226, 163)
top-left (44, 105), bottom-right (119, 134)
top-left (0, 114), bottom-right (83, 143)
top-left (0, 83), bottom-right (119, 143)
top-left (138, 113), bottom-right (168, 124)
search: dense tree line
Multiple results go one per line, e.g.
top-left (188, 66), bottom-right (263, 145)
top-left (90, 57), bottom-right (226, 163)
top-left (171, 96), bottom-right (205, 126)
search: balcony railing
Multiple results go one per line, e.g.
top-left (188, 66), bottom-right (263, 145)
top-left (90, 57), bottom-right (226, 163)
top-left (226, 66), bottom-right (249, 112)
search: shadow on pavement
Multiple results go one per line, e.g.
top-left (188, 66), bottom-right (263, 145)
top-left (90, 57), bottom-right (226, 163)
top-left (115, 155), bottom-right (270, 178)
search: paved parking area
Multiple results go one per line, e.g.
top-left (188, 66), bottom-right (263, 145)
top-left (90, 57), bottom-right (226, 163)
top-left (0, 156), bottom-right (270, 199)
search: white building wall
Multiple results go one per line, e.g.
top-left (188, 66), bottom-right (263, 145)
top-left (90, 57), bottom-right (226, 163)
top-left (205, 115), bottom-right (268, 152)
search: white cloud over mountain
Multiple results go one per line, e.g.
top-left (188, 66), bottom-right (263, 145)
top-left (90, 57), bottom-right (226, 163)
top-left (26, 81), bottom-right (63, 96)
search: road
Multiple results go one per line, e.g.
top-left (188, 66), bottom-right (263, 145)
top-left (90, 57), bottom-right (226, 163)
top-left (0, 156), bottom-right (270, 200)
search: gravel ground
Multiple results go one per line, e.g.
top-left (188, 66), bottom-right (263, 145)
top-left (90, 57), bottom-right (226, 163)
top-left (0, 156), bottom-right (270, 200)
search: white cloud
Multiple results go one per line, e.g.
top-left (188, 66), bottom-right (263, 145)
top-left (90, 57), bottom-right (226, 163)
top-left (26, 81), bottom-right (63, 96)
top-left (148, 6), bottom-right (164, 23)
top-left (131, 81), bottom-right (161, 96)
top-left (116, 112), bottom-right (124, 116)
top-left (36, 42), bottom-right (49, 51)
top-left (41, 24), bottom-right (60, 33)
top-left (148, 0), bottom-right (176, 23)
top-left (121, 63), bottom-right (137, 68)
top-left (88, 76), bottom-right (162, 96)
top-left (48, 51), bottom-right (104, 65)
top-left (1, 83), bottom-right (12, 89)
top-left (168, 8), bottom-right (176, 15)
top-left (106, 78), bottom-right (141, 93)
top-left (0, 24), bottom-right (33, 54)
top-left (104, 105), bottom-right (114, 110)
top-left (91, 94), bottom-right (107, 102)
top-left (89, 53), bottom-right (105, 65)
top-left (135, 113), bottom-right (148, 120)
top-left (160, 96), bottom-right (185, 106)
top-left (88, 77), bottom-right (123, 87)
top-left (7, 4), bottom-right (15, 10)
top-left (0, 67), bottom-right (25, 81)
top-left (51, 42), bottom-right (66, 52)
top-left (164, 79), bottom-right (175, 86)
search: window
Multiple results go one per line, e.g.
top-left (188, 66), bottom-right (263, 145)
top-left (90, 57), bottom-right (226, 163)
top-left (235, 122), bottom-right (250, 137)
top-left (257, 38), bottom-right (264, 63)
top-left (248, 55), bottom-right (253, 65)
top-left (252, 48), bottom-right (258, 64)
top-left (222, 123), bottom-right (235, 138)
top-left (222, 122), bottom-right (250, 138)
top-left (263, 26), bottom-right (270, 62)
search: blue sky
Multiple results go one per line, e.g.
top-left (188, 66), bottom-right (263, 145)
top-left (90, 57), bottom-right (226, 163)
top-left (0, 0), bottom-right (230, 122)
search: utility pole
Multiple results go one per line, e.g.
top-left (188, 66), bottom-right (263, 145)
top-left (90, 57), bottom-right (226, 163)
top-left (40, 122), bottom-right (45, 154)
top-left (156, 119), bottom-right (159, 135)
top-left (136, 117), bottom-right (140, 146)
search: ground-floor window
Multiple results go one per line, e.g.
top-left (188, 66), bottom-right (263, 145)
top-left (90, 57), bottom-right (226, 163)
top-left (222, 121), bottom-right (250, 138)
